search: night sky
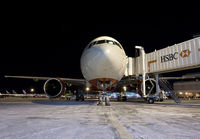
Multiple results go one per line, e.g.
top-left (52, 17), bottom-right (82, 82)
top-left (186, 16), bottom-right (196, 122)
top-left (1, 2), bottom-right (200, 93)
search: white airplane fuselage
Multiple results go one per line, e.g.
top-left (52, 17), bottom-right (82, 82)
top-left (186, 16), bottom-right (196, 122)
top-left (80, 36), bottom-right (127, 90)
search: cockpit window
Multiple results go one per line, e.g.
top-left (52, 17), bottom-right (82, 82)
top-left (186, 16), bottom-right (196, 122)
top-left (96, 40), bottom-right (106, 44)
top-left (107, 40), bottom-right (114, 45)
top-left (88, 41), bottom-right (96, 49)
top-left (88, 39), bottom-right (122, 49)
top-left (114, 41), bottom-right (122, 49)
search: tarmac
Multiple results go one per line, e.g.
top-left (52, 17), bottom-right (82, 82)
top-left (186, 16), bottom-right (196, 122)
top-left (0, 98), bottom-right (200, 139)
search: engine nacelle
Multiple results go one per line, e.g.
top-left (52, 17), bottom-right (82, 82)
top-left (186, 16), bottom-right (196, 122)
top-left (43, 78), bottom-right (66, 98)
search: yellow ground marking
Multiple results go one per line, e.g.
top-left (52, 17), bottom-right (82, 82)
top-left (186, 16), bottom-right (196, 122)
top-left (83, 122), bottom-right (111, 125)
top-left (107, 107), bottom-right (134, 139)
top-left (121, 122), bottom-right (148, 126)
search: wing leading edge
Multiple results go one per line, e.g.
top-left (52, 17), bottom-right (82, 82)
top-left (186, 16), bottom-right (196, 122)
top-left (4, 75), bottom-right (86, 86)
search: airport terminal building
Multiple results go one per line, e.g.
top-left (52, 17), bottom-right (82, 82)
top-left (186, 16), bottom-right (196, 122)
top-left (173, 73), bottom-right (200, 98)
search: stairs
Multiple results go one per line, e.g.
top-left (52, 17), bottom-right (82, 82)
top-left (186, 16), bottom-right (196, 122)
top-left (159, 79), bottom-right (181, 104)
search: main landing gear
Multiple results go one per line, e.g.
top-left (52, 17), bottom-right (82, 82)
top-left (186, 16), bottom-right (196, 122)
top-left (145, 97), bottom-right (155, 104)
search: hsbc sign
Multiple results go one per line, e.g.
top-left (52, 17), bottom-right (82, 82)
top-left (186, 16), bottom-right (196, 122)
top-left (160, 49), bottom-right (191, 63)
top-left (161, 52), bottom-right (178, 63)
top-left (180, 49), bottom-right (191, 58)
top-left (145, 37), bottom-right (199, 74)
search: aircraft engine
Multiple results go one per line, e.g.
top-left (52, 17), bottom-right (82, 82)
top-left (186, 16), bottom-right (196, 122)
top-left (137, 79), bottom-right (157, 96)
top-left (43, 78), bottom-right (66, 98)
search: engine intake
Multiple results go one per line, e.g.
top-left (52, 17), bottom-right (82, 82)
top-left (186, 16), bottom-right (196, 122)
top-left (43, 78), bottom-right (66, 98)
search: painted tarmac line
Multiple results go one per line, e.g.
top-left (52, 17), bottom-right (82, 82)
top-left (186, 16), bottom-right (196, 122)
top-left (83, 122), bottom-right (111, 125)
top-left (107, 107), bottom-right (133, 139)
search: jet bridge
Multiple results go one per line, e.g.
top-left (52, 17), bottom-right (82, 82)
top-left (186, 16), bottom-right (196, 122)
top-left (125, 37), bottom-right (200, 103)
top-left (125, 37), bottom-right (200, 76)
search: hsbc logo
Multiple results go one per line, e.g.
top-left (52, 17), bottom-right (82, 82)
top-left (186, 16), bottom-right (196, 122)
top-left (161, 49), bottom-right (192, 63)
top-left (180, 49), bottom-right (191, 58)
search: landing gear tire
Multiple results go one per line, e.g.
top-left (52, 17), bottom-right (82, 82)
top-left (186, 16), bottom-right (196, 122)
top-left (122, 96), bottom-right (127, 101)
top-left (97, 96), bottom-right (103, 105)
top-left (117, 96), bottom-right (121, 101)
top-left (105, 96), bottom-right (110, 106)
top-left (148, 98), bottom-right (154, 104)
top-left (80, 95), bottom-right (84, 101)
top-left (76, 96), bottom-right (79, 101)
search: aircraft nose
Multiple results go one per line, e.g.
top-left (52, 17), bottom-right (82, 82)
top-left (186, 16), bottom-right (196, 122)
top-left (90, 46), bottom-right (112, 65)
top-left (82, 46), bottom-right (112, 64)
top-left (80, 45), bottom-right (125, 81)
top-left (80, 46), bottom-right (111, 77)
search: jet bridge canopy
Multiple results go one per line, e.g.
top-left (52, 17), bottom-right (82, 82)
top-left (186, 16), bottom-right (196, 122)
top-left (125, 37), bottom-right (200, 76)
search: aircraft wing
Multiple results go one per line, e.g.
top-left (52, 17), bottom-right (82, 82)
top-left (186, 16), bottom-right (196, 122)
top-left (4, 75), bottom-right (86, 86)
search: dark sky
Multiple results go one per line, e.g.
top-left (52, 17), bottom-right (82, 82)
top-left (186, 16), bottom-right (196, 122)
top-left (1, 2), bottom-right (200, 92)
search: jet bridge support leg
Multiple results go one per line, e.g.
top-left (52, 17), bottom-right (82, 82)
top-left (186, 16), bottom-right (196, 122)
top-left (135, 46), bottom-right (146, 97)
top-left (141, 48), bottom-right (146, 98)
top-left (155, 74), bottom-right (159, 97)
top-left (155, 73), bottom-right (163, 101)
top-left (142, 73), bottom-right (146, 97)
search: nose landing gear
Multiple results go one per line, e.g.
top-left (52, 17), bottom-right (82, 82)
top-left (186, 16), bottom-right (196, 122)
top-left (97, 81), bottom-right (111, 106)
top-left (97, 92), bottom-right (110, 106)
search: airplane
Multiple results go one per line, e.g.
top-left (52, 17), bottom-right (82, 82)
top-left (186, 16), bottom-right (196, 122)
top-left (0, 89), bottom-right (36, 98)
top-left (4, 36), bottom-right (200, 105)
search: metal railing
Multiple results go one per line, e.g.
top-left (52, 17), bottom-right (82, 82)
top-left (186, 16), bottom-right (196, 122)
top-left (159, 79), bottom-right (181, 104)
